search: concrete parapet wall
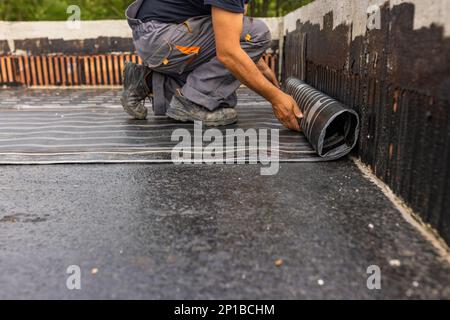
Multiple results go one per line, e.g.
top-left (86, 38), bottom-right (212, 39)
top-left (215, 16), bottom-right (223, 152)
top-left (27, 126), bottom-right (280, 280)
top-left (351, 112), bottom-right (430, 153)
top-left (0, 18), bottom-right (281, 55)
top-left (283, 0), bottom-right (450, 38)
top-left (282, 0), bottom-right (450, 245)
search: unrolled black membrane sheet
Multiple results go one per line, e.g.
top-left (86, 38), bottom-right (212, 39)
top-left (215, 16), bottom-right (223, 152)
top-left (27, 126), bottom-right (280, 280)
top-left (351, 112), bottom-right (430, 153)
top-left (0, 85), bottom-right (358, 164)
top-left (285, 77), bottom-right (360, 160)
top-left (0, 88), bottom-right (315, 164)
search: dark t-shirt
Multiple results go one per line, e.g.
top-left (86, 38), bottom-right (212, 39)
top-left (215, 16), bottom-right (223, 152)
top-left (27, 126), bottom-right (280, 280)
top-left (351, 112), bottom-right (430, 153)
top-left (137, 0), bottom-right (249, 23)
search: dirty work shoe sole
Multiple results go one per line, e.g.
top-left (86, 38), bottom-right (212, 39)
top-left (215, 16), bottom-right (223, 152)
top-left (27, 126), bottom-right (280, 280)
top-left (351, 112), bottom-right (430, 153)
top-left (120, 97), bottom-right (148, 120)
top-left (166, 105), bottom-right (238, 127)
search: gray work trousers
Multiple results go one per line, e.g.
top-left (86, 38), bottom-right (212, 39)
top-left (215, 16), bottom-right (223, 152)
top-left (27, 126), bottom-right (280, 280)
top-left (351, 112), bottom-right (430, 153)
top-left (126, 1), bottom-right (271, 115)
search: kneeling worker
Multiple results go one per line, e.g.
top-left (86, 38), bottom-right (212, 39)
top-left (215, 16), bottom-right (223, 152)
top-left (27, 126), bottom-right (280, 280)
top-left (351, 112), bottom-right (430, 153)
top-left (122, 0), bottom-right (302, 130)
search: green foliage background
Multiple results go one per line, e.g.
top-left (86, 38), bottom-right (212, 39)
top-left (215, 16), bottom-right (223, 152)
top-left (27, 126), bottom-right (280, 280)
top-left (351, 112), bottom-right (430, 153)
top-left (0, 0), bottom-right (314, 21)
top-left (249, 0), bottom-right (315, 17)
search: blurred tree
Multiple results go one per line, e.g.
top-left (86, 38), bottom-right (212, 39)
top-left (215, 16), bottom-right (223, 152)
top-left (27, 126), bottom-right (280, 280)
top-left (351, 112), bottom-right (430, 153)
top-left (0, 0), bottom-right (131, 21)
top-left (249, 0), bottom-right (315, 17)
top-left (0, 0), bottom-right (314, 21)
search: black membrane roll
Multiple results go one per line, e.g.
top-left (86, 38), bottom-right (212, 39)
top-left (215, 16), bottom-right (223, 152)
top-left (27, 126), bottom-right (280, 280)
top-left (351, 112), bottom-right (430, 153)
top-left (285, 77), bottom-right (360, 160)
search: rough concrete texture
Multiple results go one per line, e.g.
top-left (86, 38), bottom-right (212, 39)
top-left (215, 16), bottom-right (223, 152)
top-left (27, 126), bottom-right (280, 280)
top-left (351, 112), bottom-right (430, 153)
top-left (283, 0), bottom-right (450, 38)
top-left (0, 18), bottom-right (280, 42)
top-left (0, 161), bottom-right (449, 299)
top-left (0, 18), bottom-right (281, 54)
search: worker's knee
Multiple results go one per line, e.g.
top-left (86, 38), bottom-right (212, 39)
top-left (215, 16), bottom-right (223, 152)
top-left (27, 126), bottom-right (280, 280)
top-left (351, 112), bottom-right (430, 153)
top-left (244, 18), bottom-right (272, 50)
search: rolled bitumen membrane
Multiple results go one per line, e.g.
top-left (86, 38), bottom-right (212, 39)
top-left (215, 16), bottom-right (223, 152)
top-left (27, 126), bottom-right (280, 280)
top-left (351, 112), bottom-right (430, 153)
top-left (285, 77), bottom-right (360, 160)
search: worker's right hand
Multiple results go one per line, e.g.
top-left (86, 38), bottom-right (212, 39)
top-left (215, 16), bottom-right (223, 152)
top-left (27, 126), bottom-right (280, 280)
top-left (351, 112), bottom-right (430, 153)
top-left (271, 92), bottom-right (303, 132)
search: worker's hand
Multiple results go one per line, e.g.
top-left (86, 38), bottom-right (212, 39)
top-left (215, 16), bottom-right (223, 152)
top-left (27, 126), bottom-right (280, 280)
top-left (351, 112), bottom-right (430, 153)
top-left (211, 6), bottom-right (299, 129)
top-left (271, 92), bottom-right (303, 132)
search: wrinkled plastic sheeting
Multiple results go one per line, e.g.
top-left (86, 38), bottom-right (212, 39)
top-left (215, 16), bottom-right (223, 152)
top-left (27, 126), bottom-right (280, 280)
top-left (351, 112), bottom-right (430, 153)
top-left (285, 77), bottom-right (360, 160)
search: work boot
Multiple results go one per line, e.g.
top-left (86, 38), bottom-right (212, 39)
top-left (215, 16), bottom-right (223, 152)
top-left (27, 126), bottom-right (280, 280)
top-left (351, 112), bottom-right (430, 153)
top-left (166, 93), bottom-right (238, 127)
top-left (121, 61), bottom-right (152, 120)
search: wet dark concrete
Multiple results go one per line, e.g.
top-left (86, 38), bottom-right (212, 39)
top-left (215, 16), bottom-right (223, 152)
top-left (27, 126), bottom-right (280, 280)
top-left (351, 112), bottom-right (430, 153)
top-left (0, 160), bottom-right (449, 299)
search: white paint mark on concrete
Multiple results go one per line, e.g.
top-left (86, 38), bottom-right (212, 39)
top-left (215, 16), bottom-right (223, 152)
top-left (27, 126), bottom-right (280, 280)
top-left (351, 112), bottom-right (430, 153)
top-left (389, 259), bottom-right (402, 267)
